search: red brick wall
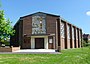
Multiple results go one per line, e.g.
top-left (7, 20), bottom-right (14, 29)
top-left (21, 16), bottom-right (32, 48)
top-left (61, 38), bottom-right (65, 50)
top-left (23, 16), bottom-right (32, 36)
top-left (0, 47), bottom-right (20, 52)
top-left (46, 15), bottom-right (59, 34)
top-left (46, 15), bottom-right (59, 49)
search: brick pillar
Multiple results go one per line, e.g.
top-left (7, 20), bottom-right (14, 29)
top-left (56, 19), bottom-right (61, 51)
top-left (59, 18), bottom-right (61, 50)
top-left (65, 22), bottom-right (68, 49)
top-left (70, 25), bottom-right (73, 48)
top-left (67, 24), bottom-right (70, 49)
top-left (71, 26), bottom-right (74, 48)
top-left (53, 36), bottom-right (55, 49)
top-left (74, 27), bottom-right (77, 48)
top-left (55, 20), bottom-right (58, 50)
top-left (80, 29), bottom-right (82, 47)
top-left (78, 28), bottom-right (80, 48)
top-left (74, 27), bottom-right (78, 48)
top-left (76, 28), bottom-right (78, 48)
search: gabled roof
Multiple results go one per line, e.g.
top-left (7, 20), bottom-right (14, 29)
top-left (20, 12), bottom-right (60, 18)
top-left (14, 12), bottom-right (82, 30)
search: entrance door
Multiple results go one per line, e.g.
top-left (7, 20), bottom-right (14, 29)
top-left (35, 38), bottom-right (44, 49)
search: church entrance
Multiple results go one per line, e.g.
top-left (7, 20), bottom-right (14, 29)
top-left (35, 38), bottom-right (44, 49)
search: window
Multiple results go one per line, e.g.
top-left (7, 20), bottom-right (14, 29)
top-left (79, 30), bottom-right (81, 41)
top-left (76, 29), bottom-right (78, 40)
top-left (72, 27), bottom-right (74, 39)
top-left (32, 14), bottom-right (46, 34)
top-left (67, 25), bottom-right (70, 39)
top-left (60, 22), bottom-right (65, 38)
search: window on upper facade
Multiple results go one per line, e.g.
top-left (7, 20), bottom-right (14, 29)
top-left (72, 27), bottom-right (74, 40)
top-left (76, 29), bottom-right (78, 40)
top-left (60, 22), bottom-right (65, 38)
top-left (32, 14), bottom-right (46, 34)
top-left (79, 30), bottom-right (81, 41)
top-left (67, 25), bottom-right (70, 39)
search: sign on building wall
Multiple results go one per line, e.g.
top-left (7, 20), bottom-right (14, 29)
top-left (49, 39), bottom-right (53, 43)
top-left (32, 14), bottom-right (46, 34)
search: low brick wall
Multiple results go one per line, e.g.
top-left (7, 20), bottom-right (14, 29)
top-left (12, 46), bottom-right (20, 52)
top-left (0, 46), bottom-right (20, 52)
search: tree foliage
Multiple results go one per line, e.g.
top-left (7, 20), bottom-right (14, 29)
top-left (0, 10), bottom-right (15, 43)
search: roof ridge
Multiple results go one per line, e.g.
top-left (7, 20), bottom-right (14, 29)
top-left (20, 12), bottom-right (60, 18)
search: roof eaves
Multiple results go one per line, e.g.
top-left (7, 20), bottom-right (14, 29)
top-left (20, 12), bottom-right (60, 18)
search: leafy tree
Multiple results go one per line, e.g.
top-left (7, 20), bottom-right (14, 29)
top-left (0, 10), bottom-right (15, 45)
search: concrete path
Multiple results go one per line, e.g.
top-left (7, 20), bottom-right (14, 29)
top-left (0, 49), bottom-right (60, 54)
top-left (14, 49), bottom-right (56, 52)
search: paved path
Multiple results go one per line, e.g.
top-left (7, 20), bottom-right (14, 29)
top-left (0, 49), bottom-right (60, 54)
top-left (14, 49), bottom-right (56, 52)
top-left (0, 52), bottom-right (60, 54)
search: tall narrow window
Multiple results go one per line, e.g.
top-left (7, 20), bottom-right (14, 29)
top-left (76, 29), bottom-right (78, 40)
top-left (72, 27), bottom-right (74, 40)
top-left (67, 25), bottom-right (70, 39)
top-left (79, 30), bottom-right (81, 41)
top-left (60, 22), bottom-right (65, 38)
top-left (32, 13), bottom-right (46, 34)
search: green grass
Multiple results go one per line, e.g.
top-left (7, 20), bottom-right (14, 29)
top-left (0, 47), bottom-right (90, 64)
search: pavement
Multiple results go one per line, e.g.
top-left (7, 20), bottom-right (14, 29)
top-left (0, 49), bottom-right (61, 54)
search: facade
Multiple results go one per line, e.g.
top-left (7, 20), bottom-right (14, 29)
top-left (10, 12), bottom-right (82, 50)
top-left (83, 34), bottom-right (90, 43)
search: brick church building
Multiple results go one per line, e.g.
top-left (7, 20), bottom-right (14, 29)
top-left (10, 12), bottom-right (82, 51)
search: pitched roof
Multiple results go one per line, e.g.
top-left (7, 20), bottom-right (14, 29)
top-left (20, 12), bottom-right (60, 18)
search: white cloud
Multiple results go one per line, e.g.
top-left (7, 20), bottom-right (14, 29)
top-left (86, 11), bottom-right (90, 16)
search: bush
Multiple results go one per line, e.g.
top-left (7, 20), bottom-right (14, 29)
top-left (82, 39), bottom-right (90, 48)
top-left (82, 40), bottom-right (87, 47)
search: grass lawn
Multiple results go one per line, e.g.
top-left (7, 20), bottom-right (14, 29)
top-left (0, 47), bottom-right (90, 64)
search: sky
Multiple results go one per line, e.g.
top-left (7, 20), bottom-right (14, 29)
top-left (0, 0), bottom-right (90, 34)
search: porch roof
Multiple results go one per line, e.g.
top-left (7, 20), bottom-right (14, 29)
top-left (25, 34), bottom-right (55, 37)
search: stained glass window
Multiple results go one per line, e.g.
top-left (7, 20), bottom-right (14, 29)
top-left (60, 22), bottom-right (65, 38)
top-left (72, 27), bottom-right (74, 39)
top-left (32, 14), bottom-right (46, 34)
top-left (79, 30), bottom-right (81, 41)
top-left (76, 29), bottom-right (78, 40)
top-left (67, 25), bottom-right (70, 39)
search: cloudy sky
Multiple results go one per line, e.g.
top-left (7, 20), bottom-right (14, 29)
top-left (0, 0), bottom-right (90, 34)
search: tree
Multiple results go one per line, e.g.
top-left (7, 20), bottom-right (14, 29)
top-left (0, 10), bottom-right (15, 45)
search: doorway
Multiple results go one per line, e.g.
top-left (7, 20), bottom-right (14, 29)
top-left (35, 38), bottom-right (44, 49)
